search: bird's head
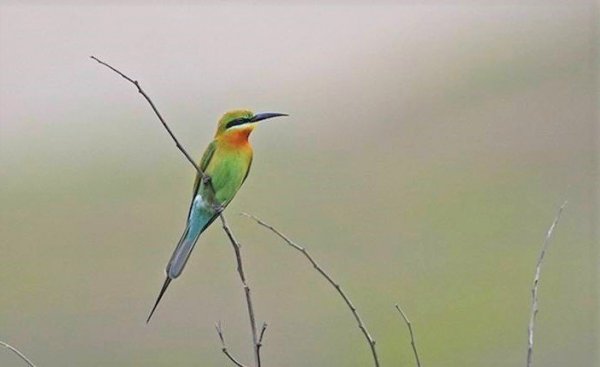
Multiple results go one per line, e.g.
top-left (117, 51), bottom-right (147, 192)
top-left (215, 109), bottom-right (288, 138)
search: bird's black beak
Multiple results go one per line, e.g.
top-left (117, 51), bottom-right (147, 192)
top-left (249, 112), bottom-right (288, 123)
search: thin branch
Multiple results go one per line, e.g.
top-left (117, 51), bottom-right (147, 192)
top-left (241, 213), bottom-right (380, 367)
top-left (90, 56), bottom-right (203, 176)
top-left (0, 341), bottom-right (37, 367)
top-left (394, 304), bottom-right (422, 367)
top-left (215, 322), bottom-right (249, 367)
top-left (91, 56), bottom-right (262, 367)
top-left (220, 215), bottom-right (262, 367)
top-left (526, 201), bottom-right (568, 367)
top-left (257, 322), bottom-right (268, 356)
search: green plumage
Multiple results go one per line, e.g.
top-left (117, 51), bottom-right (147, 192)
top-left (166, 139), bottom-right (252, 279)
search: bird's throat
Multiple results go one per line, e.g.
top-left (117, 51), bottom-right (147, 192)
top-left (222, 127), bottom-right (253, 147)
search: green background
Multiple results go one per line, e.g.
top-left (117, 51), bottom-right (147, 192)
top-left (1, 2), bottom-right (597, 366)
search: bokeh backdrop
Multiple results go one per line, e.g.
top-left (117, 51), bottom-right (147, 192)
top-left (1, 2), bottom-right (597, 367)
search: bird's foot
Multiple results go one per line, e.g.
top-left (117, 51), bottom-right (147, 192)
top-left (202, 174), bottom-right (212, 185)
top-left (212, 203), bottom-right (225, 214)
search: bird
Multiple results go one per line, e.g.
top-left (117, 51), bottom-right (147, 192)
top-left (147, 109), bottom-right (288, 323)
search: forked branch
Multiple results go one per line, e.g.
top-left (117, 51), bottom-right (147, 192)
top-left (257, 322), bottom-right (268, 357)
top-left (526, 201), bottom-right (567, 367)
top-left (215, 322), bottom-right (249, 367)
top-left (241, 213), bottom-right (380, 367)
top-left (219, 215), bottom-right (263, 367)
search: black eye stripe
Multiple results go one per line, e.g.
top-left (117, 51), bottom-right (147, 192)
top-left (226, 117), bottom-right (250, 129)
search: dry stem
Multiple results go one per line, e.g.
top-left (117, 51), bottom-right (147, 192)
top-left (0, 341), bottom-right (37, 367)
top-left (526, 201), bottom-right (567, 367)
top-left (220, 215), bottom-right (263, 367)
top-left (215, 322), bottom-right (249, 367)
top-left (394, 304), bottom-right (422, 367)
top-left (242, 213), bottom-right (380, 367)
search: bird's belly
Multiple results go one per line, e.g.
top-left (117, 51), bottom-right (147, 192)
top-left (204, 152), bottom-right (250, 205)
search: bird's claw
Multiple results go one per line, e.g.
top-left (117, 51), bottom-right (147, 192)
top-left (202, 174), bottom-right (212, 185)
top-left (212, 203), bottom-right (225, 213)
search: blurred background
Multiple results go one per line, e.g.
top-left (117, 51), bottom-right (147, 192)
top-left (0, 2), bottom-right (597, 366)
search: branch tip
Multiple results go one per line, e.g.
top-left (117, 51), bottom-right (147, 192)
top-left (243, 213), bottom-right (380, 367)
top-left (394, 304), bottom-right (421, 367)
top-left (526, 201), bottom-right (568, 367)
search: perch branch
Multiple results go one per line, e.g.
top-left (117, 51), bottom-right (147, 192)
top-left (0, 341), bottom-right (37, 367)
top-left (220, 215), bottom-right (262, 367)
top-left (394, 304), bottom-right (422, 367)
top-left (215, 322), bottom-right (249, 367)
top-left (90, 56), bottom-right (203, 175)
top-left (241, 213), bottom-right (380, 367)
top-left (91, 56), bottom-right (262, 367)
top-left (526, 201), bottom-right (567, 367)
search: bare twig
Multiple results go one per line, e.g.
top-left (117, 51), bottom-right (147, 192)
top-left (394, 304), bottom-right (422, 367)
top-left (215, 322), bottom-right (249, 367)
top-left (257, 322), bottom-right (268, 356)
top-left (0, 341), bottom-right (37, 367)
top-left (92, 56), bottom-right (262, 367)
top-left (241, 213), bottom-right (380, 367)
top-left (526, 201), bottom-right (568, 367)
top-left (220, 215), bottom-right (262, 367)
top-left (90, 56), bottom-right (203, 175)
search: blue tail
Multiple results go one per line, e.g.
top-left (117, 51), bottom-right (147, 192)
top-left (147, 194), bottom-right (217, 323)
top-left (167, 203), bottom-right (217, 279)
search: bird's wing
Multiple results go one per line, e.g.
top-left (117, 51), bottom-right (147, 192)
top-left (241, 153), bottom-right (253, 185)
top-left (191, 140), bottom-right (217, 198)
top-left (180, 140), bottom-right (217, 223)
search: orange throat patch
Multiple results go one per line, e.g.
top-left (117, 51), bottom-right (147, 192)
top-left (222, 127), bottom-right (253, 147)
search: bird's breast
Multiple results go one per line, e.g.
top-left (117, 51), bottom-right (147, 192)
top-left (204, 146), bottom-right (253, 205)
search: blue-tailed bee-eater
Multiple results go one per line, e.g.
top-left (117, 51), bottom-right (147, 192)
top-left (147, 110), bottom-right (288, 322)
